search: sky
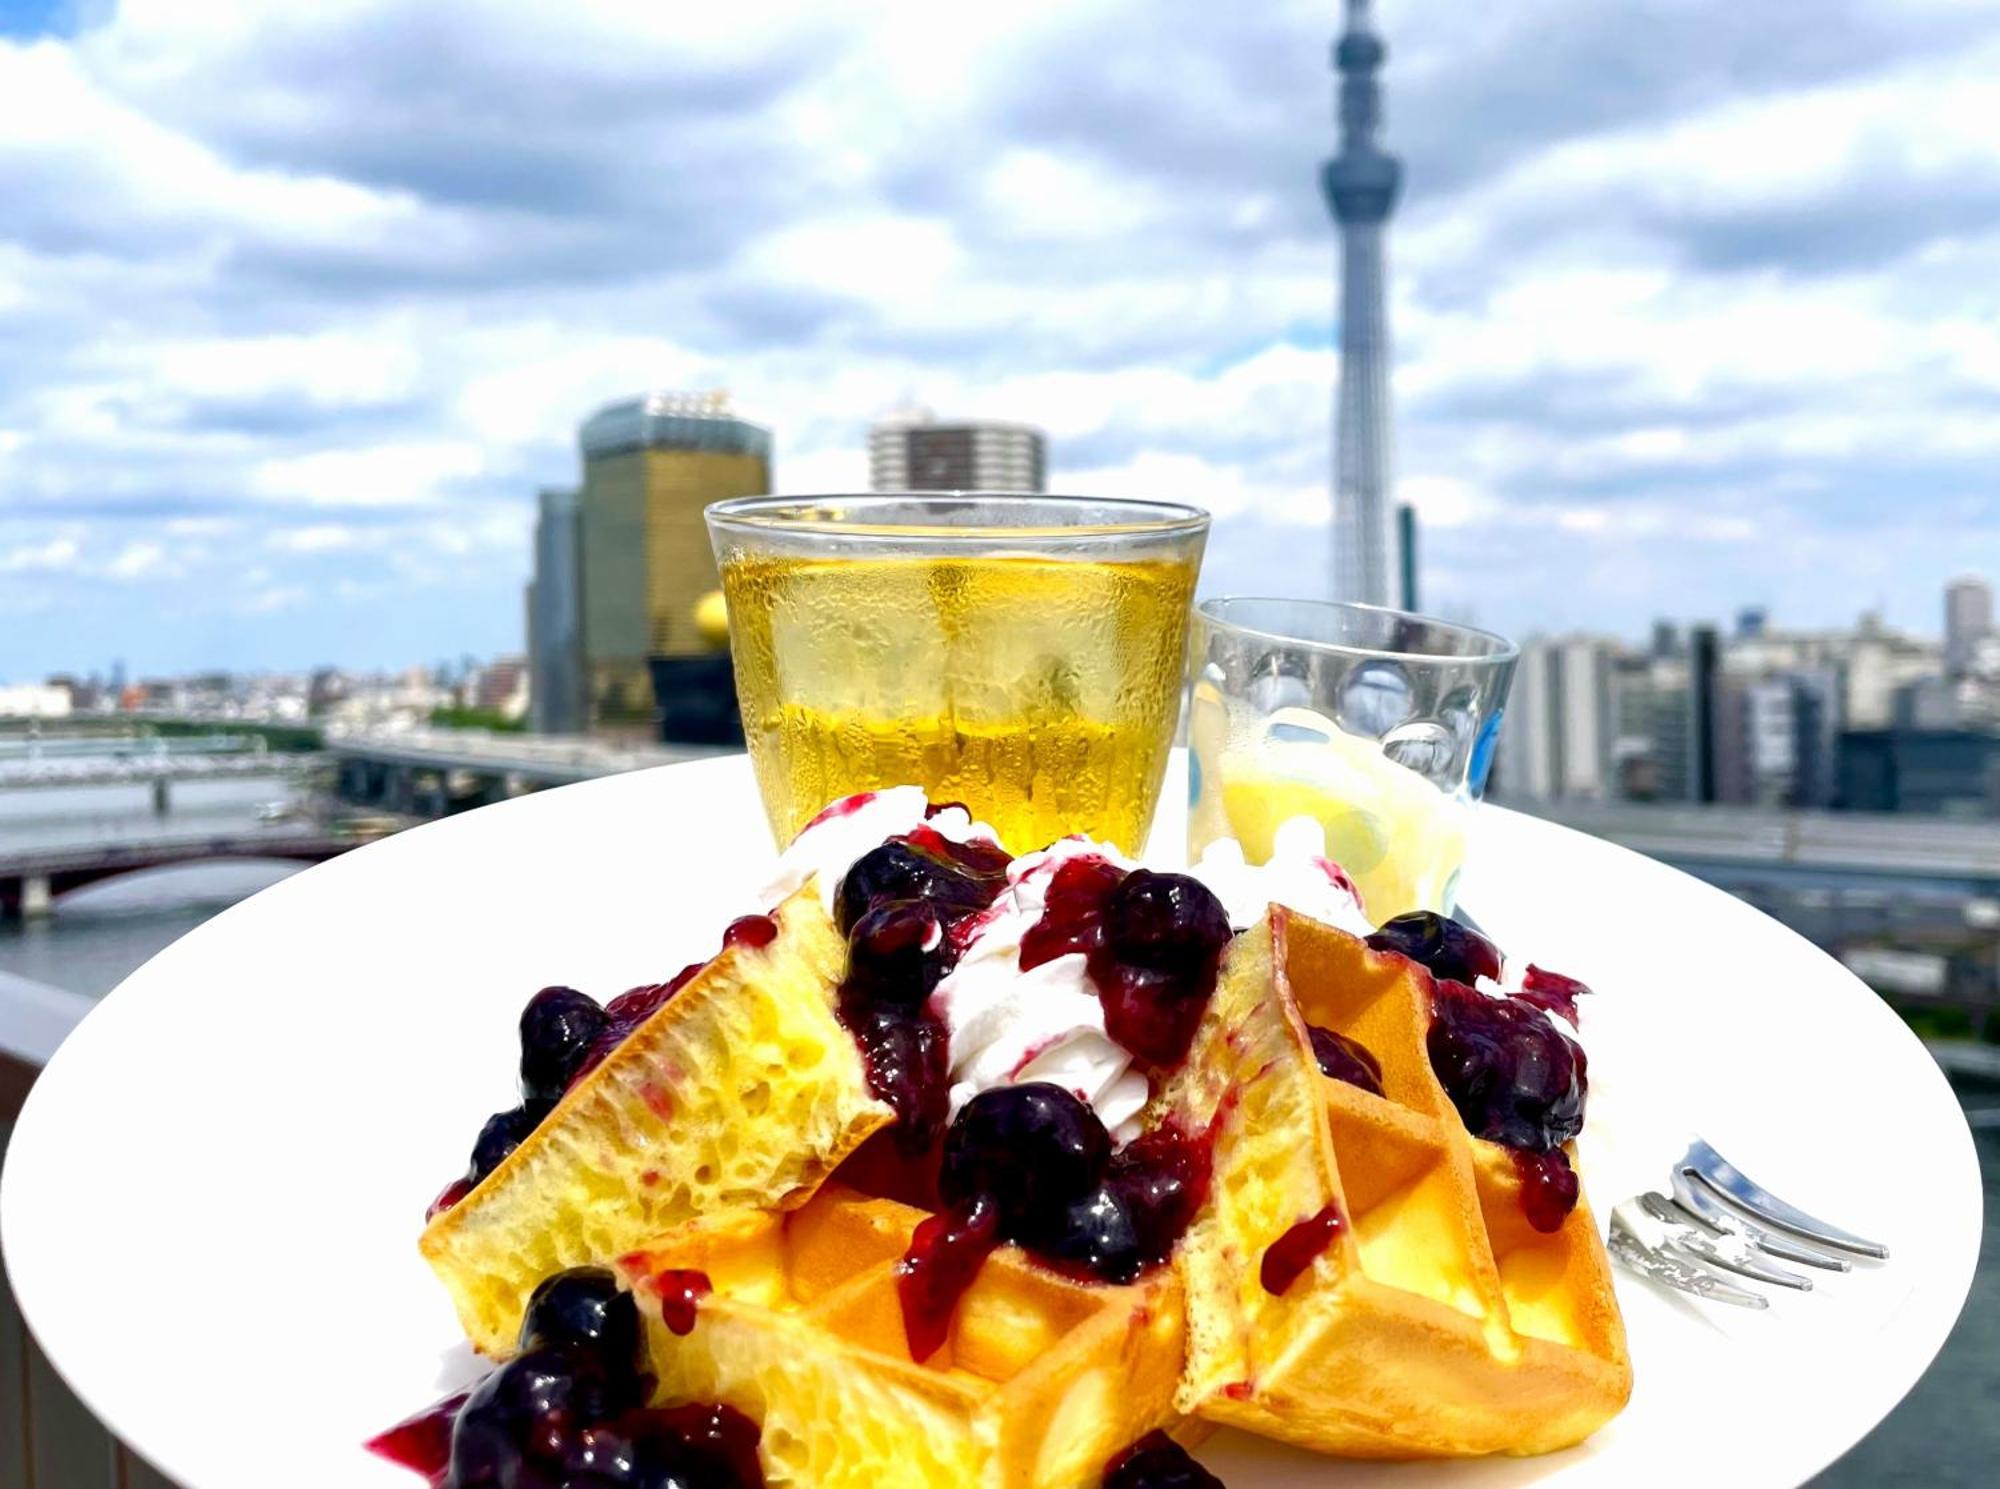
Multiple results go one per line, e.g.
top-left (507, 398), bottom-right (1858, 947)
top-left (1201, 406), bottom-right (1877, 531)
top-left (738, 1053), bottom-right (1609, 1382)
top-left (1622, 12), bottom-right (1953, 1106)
top-left (3, 0), bottom-right (2000, 680)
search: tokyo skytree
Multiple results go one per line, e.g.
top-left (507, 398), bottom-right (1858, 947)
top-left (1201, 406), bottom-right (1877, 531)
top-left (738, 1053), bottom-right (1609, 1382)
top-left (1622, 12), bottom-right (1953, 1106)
top-left (1322, 0), bottom-right (1403, 606)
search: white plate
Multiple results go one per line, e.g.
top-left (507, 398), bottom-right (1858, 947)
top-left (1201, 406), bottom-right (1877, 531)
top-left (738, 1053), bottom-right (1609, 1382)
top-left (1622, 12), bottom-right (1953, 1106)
top-left (1, 754), bottom-right (1981, 1489)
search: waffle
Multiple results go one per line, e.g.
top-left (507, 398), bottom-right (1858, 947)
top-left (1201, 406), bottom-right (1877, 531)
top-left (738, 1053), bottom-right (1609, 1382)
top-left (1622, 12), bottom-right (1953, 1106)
top-left (616, 1186), bottom-right (1191, 1489)
top-left (422, 887), bottom-right (894, 1355)
top-left (1155, 906), bottom-right (1631, 1457)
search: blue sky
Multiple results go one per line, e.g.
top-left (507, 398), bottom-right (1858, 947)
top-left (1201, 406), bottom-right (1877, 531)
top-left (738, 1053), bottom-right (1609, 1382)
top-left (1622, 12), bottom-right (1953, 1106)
top-left (4, 0), bottom-right (2000, 679)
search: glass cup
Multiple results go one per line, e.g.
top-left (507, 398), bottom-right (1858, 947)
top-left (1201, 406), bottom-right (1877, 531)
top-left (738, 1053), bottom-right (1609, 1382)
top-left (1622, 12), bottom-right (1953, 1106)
top-left (707, 493), bottom-right (1210, 854)
top-left (1188, 598), bottom-right (1517, 920)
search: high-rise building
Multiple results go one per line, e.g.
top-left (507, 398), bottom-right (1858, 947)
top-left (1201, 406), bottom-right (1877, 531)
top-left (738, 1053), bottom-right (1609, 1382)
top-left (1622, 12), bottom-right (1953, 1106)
top-left (576, 392), bottom-right (772, 728)
top-left (1945, 575), bottom-right (1992, 677)
top-left (1492, 635), bottom-right (1616, 802)
top-left (867, 409), bottom-right (1046, 492)
top-left (527, 486), bottom-right (586, 735)
top-left (1324, 0), bottom-right (1401, 606)
top-left (1689, 624), bottom-right (1722, 804)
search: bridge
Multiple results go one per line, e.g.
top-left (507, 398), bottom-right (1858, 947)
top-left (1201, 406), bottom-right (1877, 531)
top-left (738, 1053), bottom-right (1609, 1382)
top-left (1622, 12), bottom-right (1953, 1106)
top-left (329, 729), bottom-right (724, 817)
top-left (1520, 797), bottom-right (2000, 1035)
top-left (0, 731), bottom-right (326, 812)
top-left (0, 826), bottom-right (365, 920)
top-left (1519, 798), bottom-right (2000, 896)
top-left (0, 749), bottom-right (323, 794)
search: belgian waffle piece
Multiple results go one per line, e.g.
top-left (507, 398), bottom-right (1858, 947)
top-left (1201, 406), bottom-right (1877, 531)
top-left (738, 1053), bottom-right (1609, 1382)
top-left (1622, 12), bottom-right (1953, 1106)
top-left (616, 1186), bottom-right (1190, 1489)
top-left (423, 887), bottom-right (893, 1355)
top-left (1157, 907), bottom-right (1631, 1457)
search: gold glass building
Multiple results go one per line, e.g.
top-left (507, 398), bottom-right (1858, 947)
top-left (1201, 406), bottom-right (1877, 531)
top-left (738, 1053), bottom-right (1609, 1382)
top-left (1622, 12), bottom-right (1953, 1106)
top-left (577, 392), bottom-right (773, 727)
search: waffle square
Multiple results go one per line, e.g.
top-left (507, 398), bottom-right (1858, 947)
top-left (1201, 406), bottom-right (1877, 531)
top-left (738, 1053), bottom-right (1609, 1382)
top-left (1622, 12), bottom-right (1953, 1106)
top-left (422, 887), bottom-right (894, 1355)
top-left (617, 1187), bottom-right (1189, 1489)
top-left (1157, 907), bottom-right (1631, 1457)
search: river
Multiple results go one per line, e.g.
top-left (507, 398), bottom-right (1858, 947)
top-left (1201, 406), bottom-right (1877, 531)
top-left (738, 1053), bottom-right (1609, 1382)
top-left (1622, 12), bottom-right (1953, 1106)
top-left (0, 775), bottom-right (311, 998)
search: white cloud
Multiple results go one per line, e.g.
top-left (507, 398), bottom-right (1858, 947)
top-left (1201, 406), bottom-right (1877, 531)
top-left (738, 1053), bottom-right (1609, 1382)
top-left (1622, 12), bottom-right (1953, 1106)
top-left (0, 536), bottom-right (81, 573)
top-left (1, 0), bottom-right (1997, 676)
top-left (103, 540), bottom-right (166, 578)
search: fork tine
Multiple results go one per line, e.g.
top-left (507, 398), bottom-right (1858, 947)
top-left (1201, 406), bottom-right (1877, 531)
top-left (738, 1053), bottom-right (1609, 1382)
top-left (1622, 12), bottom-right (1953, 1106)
top-left (1670, 1168), bottom-right (1851, 1272)
top-left (1608, 1201), bottom-right (1770, 1309)
top-left (1636, 1193), bottom-right (1813, 1291)
top-left (1680, 1139), bottom-right (1888, 1260)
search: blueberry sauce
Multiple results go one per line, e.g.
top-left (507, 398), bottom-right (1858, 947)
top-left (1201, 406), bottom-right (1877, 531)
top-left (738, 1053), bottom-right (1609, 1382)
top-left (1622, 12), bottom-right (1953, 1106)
top-left (803, 791), bottom-right (880, 830)
top-left (1514, 1148), bottom-right (1581, 1234)
top-left (721, 914), bottom-right (778, 951)
top-left (1425, 976), bottom-right (1588, 1229)
top-left (366, 1392), bottom-right (469, 1486)
top-left (1306, 1025), bottom-right (1384, 1098)
top-left (896, 1192), bottom-right (1002, 1361)
top-left (1103, 1429), bottom-right (1225, 1489)
top-left (1357, 914), bottom-right (1593, 1230)
top-left (1259, 1203), bottom-right (1345, 1296)
top-left (374, 1266), bottom-right (765, 1488)
top-left (427, 1178), bottom-right (473, 1223)
top-left (895, 1085), bottom-right (1215, 1357)
top-left (1515, 964), bottom-right (1589, 1025)
top-left (1364, 911), bottom-right (1502, 986)
top-left (653, 1269), bottom-right (712, 1337)
top-left (1019, 862), bottom-right (1233, 1066)
top-left (834, 836), bottom-right (1012, 1155)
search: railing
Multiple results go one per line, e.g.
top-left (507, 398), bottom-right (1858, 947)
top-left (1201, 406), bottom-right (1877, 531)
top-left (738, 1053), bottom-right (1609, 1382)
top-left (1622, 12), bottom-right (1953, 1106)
top-left (2, 973), bottom-right (180, 1486)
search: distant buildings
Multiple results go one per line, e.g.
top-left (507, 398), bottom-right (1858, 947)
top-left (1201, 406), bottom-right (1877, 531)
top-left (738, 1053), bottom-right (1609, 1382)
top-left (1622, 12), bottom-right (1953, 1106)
top-left (867, 409), bottom-right (1047, 492)
top-left (1496, 593), bottom-right (1973, 814)
top-left (574, 392), bottom-right (772, 734)
top-left (521, 392), bottom-right (769, 742)
top-left (1838, 729), bottom-right (2000, 816)
top-left (1493, 635), bottom-right (1616, 802)
top-left (0, 683), bottom-right (71, 718)
top-left (1945, 576), bottom-right (1992, 678)
top-left (526, 487), bottom-right (585, 735)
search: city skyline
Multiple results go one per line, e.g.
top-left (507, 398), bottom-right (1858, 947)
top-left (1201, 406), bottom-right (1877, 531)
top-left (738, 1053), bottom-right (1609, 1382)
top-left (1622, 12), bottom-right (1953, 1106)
top-left (5, 2), bottom-right (2000, 676)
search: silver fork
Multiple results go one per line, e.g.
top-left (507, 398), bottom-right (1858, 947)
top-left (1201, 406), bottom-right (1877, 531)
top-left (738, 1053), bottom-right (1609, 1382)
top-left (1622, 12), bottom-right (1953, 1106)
top-left (1607, 1138), bottom-right (1889, 1309)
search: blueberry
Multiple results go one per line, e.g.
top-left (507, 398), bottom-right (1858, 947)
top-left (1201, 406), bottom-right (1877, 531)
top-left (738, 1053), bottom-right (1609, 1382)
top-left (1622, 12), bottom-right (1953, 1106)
top-left (1103, 1429), bottom-right (1223, 1489)
top-left (450, 1347), bottom-right (615, 1485)
top-left (1426, 980), bottom-right (1585, 1151)
top-left (938, 1083), bottom-right (1111, 1227)
top-left (1104, 1125), bottom-right (1211, 1267)
top-left (1365, 911), bottom-right (1502, 986)
top-left (1027, 1185), bottom-right (1144, 1283)
top-left (519, 1267), bottom-right (644, 1384)
top-left (469, 1101), bottom-right (553, 1185)
top-left (836, 839), bottom-right (1003, 933)
top-left (1104, 871), bottom-right (1232, 971)
top-left (844, 901), bottom-right (947, 1007)
top-left (519, 987), bottom-right (609, 1103)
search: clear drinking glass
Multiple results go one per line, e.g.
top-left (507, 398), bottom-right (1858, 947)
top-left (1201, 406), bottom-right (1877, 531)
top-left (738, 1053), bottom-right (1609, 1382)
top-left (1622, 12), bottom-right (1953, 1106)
top-left (707, 493), bottom-right (1210, 855)
top-left (1188, 598), bottom-right (1518, 920)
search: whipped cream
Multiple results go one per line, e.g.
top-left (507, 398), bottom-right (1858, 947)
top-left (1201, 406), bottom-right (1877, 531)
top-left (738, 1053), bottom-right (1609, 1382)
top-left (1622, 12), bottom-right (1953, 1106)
top-left (933, 837), bottom-right (1151, 1143)
top-left (1188, 816), bottom-right (1374, 938)
top-left (761, 787), bottom-right (1000, 915)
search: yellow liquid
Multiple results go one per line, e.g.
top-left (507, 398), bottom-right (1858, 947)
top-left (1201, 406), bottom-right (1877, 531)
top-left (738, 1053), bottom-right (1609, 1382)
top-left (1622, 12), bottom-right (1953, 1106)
top-left (1189, 689), bottom-right (1468, 919)
top-left (722, 553), bottom-right (1198, 854)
